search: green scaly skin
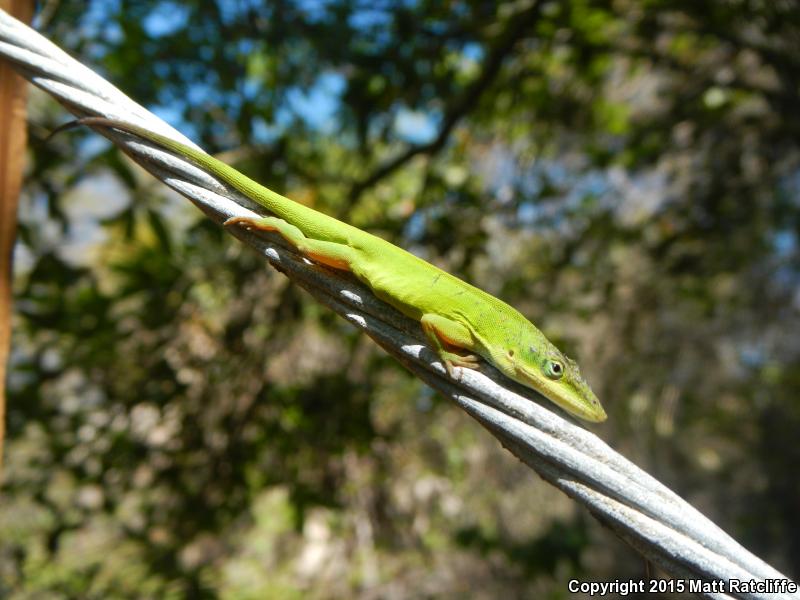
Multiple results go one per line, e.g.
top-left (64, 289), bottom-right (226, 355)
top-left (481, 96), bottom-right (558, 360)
top-left (71, 117), bottom-right (606, 422)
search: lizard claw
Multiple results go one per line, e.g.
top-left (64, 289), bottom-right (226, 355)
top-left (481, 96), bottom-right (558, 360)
top-left (442, 352), bottom-right (481, 378)
top-left (224, 216), bottom-right (258, 229)
top-left (451, 354), bottom-right (480, 369)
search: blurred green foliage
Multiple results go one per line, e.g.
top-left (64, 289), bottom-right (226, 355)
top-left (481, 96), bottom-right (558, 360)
top-left (3, 0), bottom-right (800, 597)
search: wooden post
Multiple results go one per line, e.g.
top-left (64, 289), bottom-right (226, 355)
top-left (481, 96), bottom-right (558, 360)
top-left (0, 0), bottom-right (33, 477)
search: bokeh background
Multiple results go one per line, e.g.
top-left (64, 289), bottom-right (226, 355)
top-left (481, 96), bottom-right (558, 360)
top-left (3, 0), bottom-right (800, 597)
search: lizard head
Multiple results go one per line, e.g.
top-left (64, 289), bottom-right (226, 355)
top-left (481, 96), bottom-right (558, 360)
top-left (501, 341), bottom-right (606, 422)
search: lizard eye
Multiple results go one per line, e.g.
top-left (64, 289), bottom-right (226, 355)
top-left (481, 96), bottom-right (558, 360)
top-left (545, 360), bottom-right (564, 380)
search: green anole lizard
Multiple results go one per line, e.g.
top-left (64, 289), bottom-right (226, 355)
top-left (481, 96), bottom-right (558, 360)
top-left (61, 117), bottom-right (607, 422)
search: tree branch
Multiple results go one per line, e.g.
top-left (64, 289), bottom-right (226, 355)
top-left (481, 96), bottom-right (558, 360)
top-left (348, 1), bottom-right (544, 201)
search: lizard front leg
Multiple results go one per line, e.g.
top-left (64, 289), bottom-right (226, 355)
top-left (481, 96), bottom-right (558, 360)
top-left (420, 313), bottom-right (480, 377)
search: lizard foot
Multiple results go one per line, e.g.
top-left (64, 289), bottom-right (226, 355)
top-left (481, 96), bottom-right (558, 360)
top-left (442, 352), bottom-right (481, 377)
top-left (224, 216), bottom-right (270, 231)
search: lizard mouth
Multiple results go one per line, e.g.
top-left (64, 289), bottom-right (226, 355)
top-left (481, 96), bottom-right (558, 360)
top-left (514, 366), bottom-right (607, 423)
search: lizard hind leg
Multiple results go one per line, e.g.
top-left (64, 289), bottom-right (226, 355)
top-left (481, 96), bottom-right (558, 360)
top-left (420, 313), bottom-right (481, 377)
top-left (225, 215), bottom-right (355, 271)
